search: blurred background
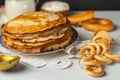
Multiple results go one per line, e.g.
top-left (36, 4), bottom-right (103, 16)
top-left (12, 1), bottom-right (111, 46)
top-left (0, 0), bottom-right (120, 11)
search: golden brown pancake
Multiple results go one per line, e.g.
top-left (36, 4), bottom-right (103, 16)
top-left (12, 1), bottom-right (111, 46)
top-left (1, 11), bottom-right (73, 53)
top-left (2, 30), bottom-right (73, 53)
top-left (2, 11), bottom-right (67, 34)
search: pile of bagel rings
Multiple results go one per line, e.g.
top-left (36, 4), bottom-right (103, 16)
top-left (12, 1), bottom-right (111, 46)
top-left (67, 10), bottom-right (114, 32)
top-left (79, 31), bottom-right (120, 77)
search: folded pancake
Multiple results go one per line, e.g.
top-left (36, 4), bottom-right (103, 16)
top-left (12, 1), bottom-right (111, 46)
top-left (1, 11), bottom-right (73, 53)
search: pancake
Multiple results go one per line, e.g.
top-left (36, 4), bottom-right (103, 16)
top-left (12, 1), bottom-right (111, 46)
top-left (2, 30), bottom-right (73, 53)
top-left (2, 11), bottom-right (67, 34)
top-left (1, 11), bottom-right (73, 53)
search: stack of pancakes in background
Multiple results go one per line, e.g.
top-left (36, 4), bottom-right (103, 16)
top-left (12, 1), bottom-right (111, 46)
top-left (1, 11), bottom-right (73, 53)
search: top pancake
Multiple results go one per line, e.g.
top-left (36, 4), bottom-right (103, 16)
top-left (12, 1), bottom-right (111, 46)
top-left (2, 11), bottom-right (67, 34)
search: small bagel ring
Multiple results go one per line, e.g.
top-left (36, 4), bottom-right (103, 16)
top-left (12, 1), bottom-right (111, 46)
top-left (92, 31), bottom-right (112, 42)
top-left (79, 45), bottom-right (96, 60)
top-left (93, 38), bottom-right (110, 50)
top-left (88, 43), bottom-right (101, 54)
top-left (104, 52), bottom-right (120, 62)
top-left (97, 43), bottom-right (107, 54)
top-left (85, 65), bottom-right (105, 77)
top-left (95, 55), bottom-right (112, 64)
top-left (82, 18), bottom-right (114, 32)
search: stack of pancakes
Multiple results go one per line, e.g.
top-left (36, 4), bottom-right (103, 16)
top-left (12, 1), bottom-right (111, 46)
top-left (1, 11), bottom-right (73, 53)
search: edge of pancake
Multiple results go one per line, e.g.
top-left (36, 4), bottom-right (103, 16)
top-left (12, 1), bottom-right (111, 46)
top-left (2, 30), bottom-right (73, 53)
